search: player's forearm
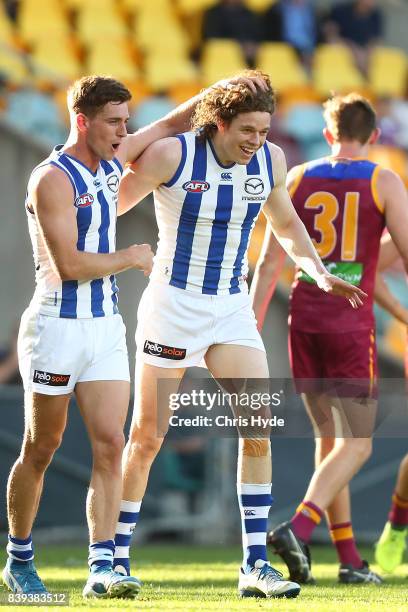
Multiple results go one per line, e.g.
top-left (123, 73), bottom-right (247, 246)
top-left (250, 254), bottom-right (285, 331)
top-left (375, 274), bottom-right (408, 325)
top-left (160, 92), bottom-right (203, 135)
top-left (159, 81), bottom-right (232, 135)
top-left (55, 248), bottom-right (141, 282)
top-left (273, 217), bottom-right (326, 282)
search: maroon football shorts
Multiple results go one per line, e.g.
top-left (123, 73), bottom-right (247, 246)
top-left (289, 327), bottom-right (377, 399)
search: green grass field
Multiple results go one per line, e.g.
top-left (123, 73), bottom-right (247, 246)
top-left (0, 545), bottom-right (407, 611)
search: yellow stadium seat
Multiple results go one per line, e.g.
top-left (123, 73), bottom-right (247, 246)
top-left (144, 50), bottom-right (199, 91)
top-left (0, 4), bottom-right (14, 46)
top-left (369, 46), bottom-right (407, 98)
top-left (256, 42), bottom-right (308, 93)
top-left (86, 40), bottom-right (139, 83)
top-left (313, 44), bottom-right (365, 96)
top-left (132, 9), bottom-right (189, 54)
top-left (177, 0), bottom-right (218, 14)
top-left (367, 145), bottom-right (408, 184)
top-left (76, 5), bottom-right (128, 44)
top-left (168, 81), bottom-right (203, 104)
top-left (201, 39), bottom-right (247, 86)
top-left (65, 0), bottom-right (116, 10)
top-left (0, 48), bottom-right (29, 85)
top-left (19, 0), bottom-right (63, 13)
top-left (245, 0), bottom-right (277, 11)
top-left (32, 36), bottom-right (82, 82)
top-left (18, 1), bottom-right (71, 46)
top-left (123, 0), bottom-right (172, 14)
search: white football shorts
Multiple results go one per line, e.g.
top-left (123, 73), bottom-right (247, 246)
top-left (136, 281), bottom-right (265, 368)
top-left (18, 308), bottom-right (130, 395)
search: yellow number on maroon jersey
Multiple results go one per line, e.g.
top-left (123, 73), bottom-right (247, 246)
top-left (304, 191), bottom-right (360, 261)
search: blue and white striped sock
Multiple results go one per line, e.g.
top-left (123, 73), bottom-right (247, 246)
top-left (113, 500), bottom-right (141, 576)
top-left (88, 539), bottom-right (115, 572)
top-left (7, 534), bottom-right (34, 562)
top-left (238, 483), bottom-right (273, 572)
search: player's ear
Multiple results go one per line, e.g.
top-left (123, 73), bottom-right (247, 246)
top-left (216, 119), bottom-right (227, 134)
top-left (368, 127), bottom-right (381, 145)
top-left (323, 127), bottom-right (334, 146)
top-left (76, 113), bottom-right (89, 133)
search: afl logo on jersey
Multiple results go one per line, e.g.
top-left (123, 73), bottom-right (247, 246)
top-left (75, 193), bottom-right (94, 208)
top-left (244, 178), bottom-right (264, 195)
top-left (182, 180), bottom-right (210, 193)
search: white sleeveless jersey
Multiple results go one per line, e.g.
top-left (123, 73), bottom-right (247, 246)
top-left (151, 132), bottom-right (274, 294)
top-left (26, 145), bottom-right (122, 318)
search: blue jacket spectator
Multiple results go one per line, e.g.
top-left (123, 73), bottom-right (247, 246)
top-left (202, 0), bottom-right (261, 64)
top-left (263, 1), bottom-right (317, 67)
top-left (323, 0), bottom-right (383, 74)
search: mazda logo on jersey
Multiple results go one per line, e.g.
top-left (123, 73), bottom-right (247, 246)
top-left (244, 178), bottom-right (264, 195)
top-left (182, 181), bottom-right (210, 193)
top-left (107, 174), bottom-right (119, 193)
top-left (74, 193), bottom-right (94, 208)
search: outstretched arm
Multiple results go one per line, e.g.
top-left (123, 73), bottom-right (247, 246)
top-left (374, 273), bottom-right (408, 325)
top-left (250, 225), bottom-right (286, 331)
top-left (374, 233), bottom-right (408, 325)
top-left (380, 169), bottom-right (408, 275)
top-left (261, 144), bottom-right (366, 308)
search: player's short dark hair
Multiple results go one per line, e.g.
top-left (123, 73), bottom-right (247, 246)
top-left (323, 93), bottom-right (377, 144)
top-left (192, 70), bottom-right (276, 140)
top-left (67, 75), bottom-right (131, 118)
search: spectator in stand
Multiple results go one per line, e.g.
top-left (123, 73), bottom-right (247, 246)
top-left (3, 1), bottom-right (19, 22)
top-left (202, 0), bottom-right (261, 65)
top-left (263, 0), bottom-right (318, 69)
top-left (323, 0), bottom-right (384, 75)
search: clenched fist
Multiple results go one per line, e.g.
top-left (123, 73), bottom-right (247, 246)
top-left (127, 243), bottom-right (154, 276)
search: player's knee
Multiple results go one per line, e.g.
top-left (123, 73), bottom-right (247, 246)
top-left (241, 438), bottom-right (270, 457)
top-left (22, 435), bottom-right (62, 472)
top-left (129, 432), bottom-right (163, 464)
top-left (343, 437), bottom-right (372, 463)
top-left (93, 431), bottom-right (125, 471)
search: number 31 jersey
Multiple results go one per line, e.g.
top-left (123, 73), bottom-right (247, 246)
top-left (289, 157), bottom-right (385, 332)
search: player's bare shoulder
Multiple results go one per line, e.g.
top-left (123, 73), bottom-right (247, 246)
top-left (29, 163), bottom-right (74, 213)
top-left (376, 165), bottom-right (407, 210)
top-left (129, 135), bottom-right (183, 185)
top-left (264, 141), bottom-right (287, 187)
top-left (264, 140), bottom-right (285, 163)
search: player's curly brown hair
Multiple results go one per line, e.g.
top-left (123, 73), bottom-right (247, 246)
top-left (323, 93), bottom-right (377, 144)
top-left (191, 70), bottom-right (276, 140)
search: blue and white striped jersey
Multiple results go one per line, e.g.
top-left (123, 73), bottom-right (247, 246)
top-left (151, 132), bottom-right (274, 295)
top-left (26, 145), bottom-right (122, 318)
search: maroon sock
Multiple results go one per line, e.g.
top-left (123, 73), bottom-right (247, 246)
top-left (389, 492), bottom-right (408, 528)
top-left (330, 522), bottom-right (363, 568)
top-left (291, 500), bottom-right (323, 543)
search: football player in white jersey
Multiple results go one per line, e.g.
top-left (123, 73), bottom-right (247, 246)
top-left (113, 71), bottom-right (366, 599)
top-left (2, 74), bottom-right (265, 600)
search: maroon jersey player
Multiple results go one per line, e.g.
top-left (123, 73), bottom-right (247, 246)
top-left (251, 93), bottom-right (408, 585)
